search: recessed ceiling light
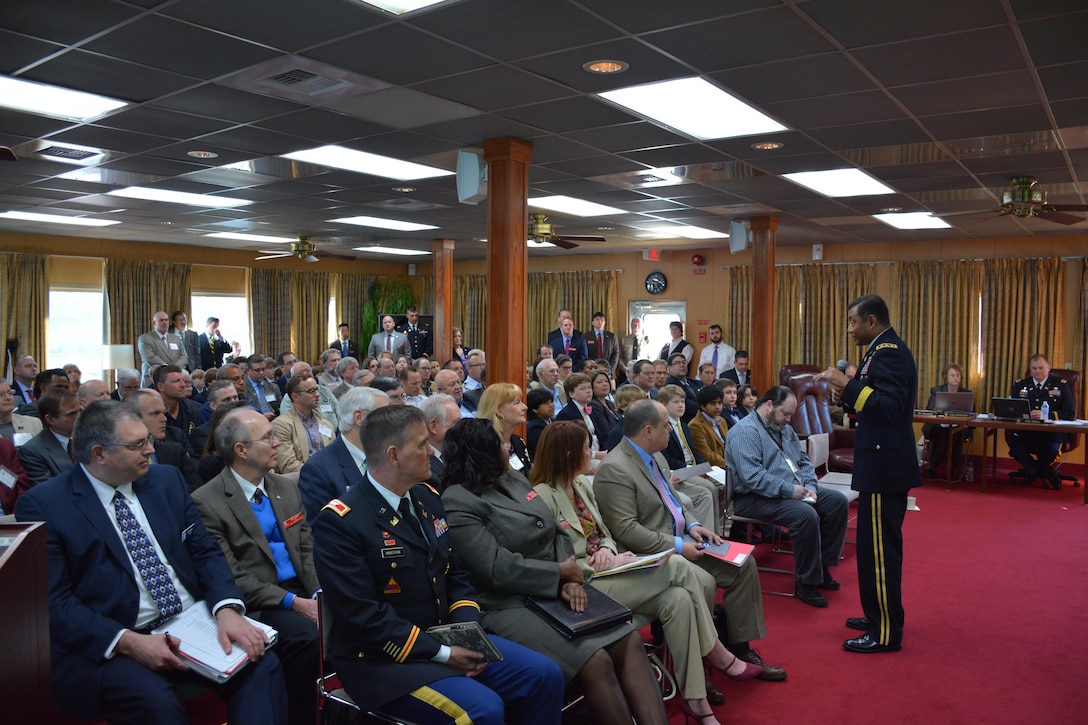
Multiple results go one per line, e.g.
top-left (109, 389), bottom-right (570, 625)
top-left (783, 169), bottom-right (896, 197)
top-left (347, 0), bottom-right (452, 14)
top-left (283, 145), bottom-right (452, 180)
top-left (206, 232), bottom-right (297, 243)
top-left (0, 75), bottom-right (127, 122)
top-left (107, 186), bottom-right (253, 208)
top-left (187, 150), bottom-right (219, 159)
top-left (392, 186), bottom-right (417, 193)
top-left (0, 210), bottom-right (121, 227)
top-left (751, 141), bottom-right (784, 151)
top-left (352, 245), bottom-right (431, 256)
top-left (646, 224), bottom-right (728, 239)
top-left (528, 196), bottom-right (623, 217)
top-left (332, 215), bottom-right (439, 231)
top-left (873, 212), bottom-right (951, 230)
top-left (599, 77), bottom-right (787, 140)
top-left (583, 60), bottom-right (629, 74)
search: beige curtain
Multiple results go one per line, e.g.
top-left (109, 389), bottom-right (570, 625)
top-left (977, 257), bottom-right (1064, 406)
top-left (528, 270), bottom-right (619, 356)
top-left (413, 275), bottom-right (435, 314)
top-left (0, 252), bottom-right (48, 371)
top-left (247, 268), bottom-right (291, 361)
top-left (772, 265), bottom-right (803, 374)
top-left (895, 260), bottom-right (984, 405)
top-left (335, 272), bottom-right (377, 347)
top-left (105, 260), bottom-right (191, 369)
top-left (452, 275), bottom-right (487, 353)
top-left (721, 265), bottom-right (751, 353)
top-left (799, 263), bottom-right (874, 374)
top-left (291, 271), bottom-right (330, 365)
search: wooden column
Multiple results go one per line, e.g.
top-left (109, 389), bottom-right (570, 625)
top-left (431, 238), bottom-right (455, 364)
top-left (482, 137), bottom-right (532, 393)
top-left (749, 215), bottom-right (778, 390)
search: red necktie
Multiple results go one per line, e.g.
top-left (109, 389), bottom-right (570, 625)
top-left (564, 338), bottom-right (570, 354)
top-left (584, 405), bottom-right (593, 415)
top-left (67, 439), bottom-right (77, 463)
top-left (597, 332), bottom-right (603, 353)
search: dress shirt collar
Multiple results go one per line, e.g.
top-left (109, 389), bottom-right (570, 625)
top-left (229, 465), bottom-right (265, 502)
top-left (343, 435), bottom-right (368, 472)
top-left (51, 430), bottom-right (72, 450)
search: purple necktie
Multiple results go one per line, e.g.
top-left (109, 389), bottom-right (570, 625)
top-left (650, 458), bottom-right (685, 536)
top-left (711, 345), bottom-right (719, 371)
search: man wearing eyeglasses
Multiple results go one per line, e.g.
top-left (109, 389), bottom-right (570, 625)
top-left (15, 400), bottom-right (287, 724)
top-left (273, 374), bottom-right (334, 474)
top-left (194, 408), bottom-right (320, 725)
top-left (128, 390), bottom-right (203, 493)
top-left (462, 349), bottom-right (486, 407)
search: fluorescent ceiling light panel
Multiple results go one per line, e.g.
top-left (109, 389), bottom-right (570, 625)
top-left (353, 246), bottom-right (431, 256)
top-left (349, 0), bottom-right (451, 14)
top-left (0, 75), bottom-right (127, 122)
top-left (107, 186), bottom-right (252, 208)
top-left (647, 224), bottom-right (728, 239)
top-left (332, 215), bottom-right (438, 231)
top-left (783, 169), bottom-right (896, 197)
top-left (282, 145), bottom-right (452, 180)
top-left (873, 212), bottom-right (951, 230)
top-left (206, 232), bottom-right (297, 243)
top-left (528, 196), bottom-right (624, 217)
top-left (0, 210), bottom-right (121, 227)
top-left (598, 77), bottom-right (787, 140)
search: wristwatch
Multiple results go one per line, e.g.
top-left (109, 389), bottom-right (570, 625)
top-left (219, 603), bottom-right (245, 615)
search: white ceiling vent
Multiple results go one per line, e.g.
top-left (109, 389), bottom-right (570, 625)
top-left (219, 55), bottom-right (392, 105)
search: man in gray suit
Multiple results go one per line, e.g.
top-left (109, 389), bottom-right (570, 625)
top-left (242, 354), bottom-right (282, 420)
top-left (18, 388), bottom-right (80, 486)
top-left (170, 311), bottom-right (201, 372)
top-left (367, 315), bottom-right (409, 360)
top-left (594, 399), bottom-right (788, 682)
top-left (193, 408), bottom-right (320, 725)
top-left (137, 310), bottom-right (189, 385)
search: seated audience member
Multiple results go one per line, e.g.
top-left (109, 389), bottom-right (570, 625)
top-left (604, 384), bottom-right (652, 452)
top-left (274, 352), bottom-right (298, 395)
top-left (330, 356), bottom-right (360, 400)
top-left (737, 384), bottom-right (759, 417)
top-left (0, 378), bottom-right (43, 445)
top-left (531, 422), bottom-right (762, 723)
top-left (190, 380), bottom-right (240, 456)
top-left (628, 359), bottom-right (657, 399)
top-left (212, 363), bottom-right (248, 421)
top-left (35, 367), bottom-right (71, 399)
top-left (128, 390), bottom-right (202, 492)
top-left (416, 356), bottom-right (435, 395)
top-left (195, 400), bottom-right (251, 483)
top-left (352, 368), bottom-right (375, 389)
top-left (556, 373), bottom-right (610, 464)
top-left (1008, 354), bottom-right (1076, 488)
top-left (273, 374), bottom-right (334, 474)
top-left (688, 385), bottom-right (728, 469)
top-left (434, 368), bottom-right (475, 418)
top-left (375, 355), bottom-right (397, 378)
top-left (658, 385), bottom-right (722, 535)
top-left (278, 361), bottom-right (339, 430)
top-left (715, 379), bottom-right (746, 429)
top-left (361, 356), bottom-right (378, 373)
top-left (921, 363), bottom-right (972, 478)
top-left (400, 365), bottom-right (425, 407)
top-left (725, 386), bottom-right (849, 608)
top-left (311, 406), bottom-right (564, 725)
top-left (369, 375), bottom-right (406, 404)
top-left (11, 355), bottom-right (38, 408)
top-left (111, 367), bottom-right (141, 401)
top-left (317, 349), bottom-right (342, 388)
top-left (525, 387), bottom-right (555, 459)
top-left (591, 369), bottom-right (620, 428)
top-left (189, 369), bottom-right (207, 403)
top-left (478, 383), bottom-right (533, 472)
top-left (442, 418), bottom-right (667, 725)
top-left (155, 364), bottom-right (202, 439)
top-left (193, 408), bottom-right (320, 724)
top-left (241, 354), bottom-right (282, 421)
top-left (19, 388), bottom-right (80, 486)
top-left (720, 351), bottom-right (752, 387)
top-left (529, 358), bottom-right (567, 411)
top-left (537, 344), bottom-right (554, 361)
top-left (297, 386), bottom-right (389, 521)
top-left (579, 358), bottom-right (597, 374)
top-left (555, 354), bottom-right (574, 387)
top-left (15, 400), bottom-right (286, 725)
top-left (0, 438), bottom-right (33, 514)
top-left (593, 400), bottom-right (787, 682)
top-left (697, 363), bottom-right (718, 390)
top-left (665, 353), bottom-right (700, 422)
top-left (64, 363), bottom-right (82, 393)
top-left (653, 360), bottom-right (668, 391)
top-left (394, 355), bottom-right (410, 374)
top-left (419, 393), bottom-right (461, 492)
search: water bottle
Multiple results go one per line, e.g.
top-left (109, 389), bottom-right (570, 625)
top-left (1041, 401), bottom-right (1050, 421)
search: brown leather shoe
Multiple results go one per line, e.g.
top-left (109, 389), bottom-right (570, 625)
top-left (705, 677), bottom-right (726, 705)
top-left (738, 649), bottom-right (787, 681)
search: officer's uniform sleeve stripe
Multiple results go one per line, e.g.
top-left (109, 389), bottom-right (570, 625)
top-left (448, 599), bottom-right (479, 613)
top-left (395, 625), bottom-right (421, 663)
top-left (854, 386), bottom-right (874, 412)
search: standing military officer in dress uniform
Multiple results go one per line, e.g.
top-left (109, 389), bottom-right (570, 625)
top-left (818, 294), bottom-right (920, 654)
top-left (1008, 354), bottom-right (1076, 489)
top-left (311, 405), bottom-right (563, 724)
top-left (397, 306), bottom-right (433, 360)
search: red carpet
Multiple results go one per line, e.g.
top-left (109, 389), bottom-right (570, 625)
top-left (679, 463), bottom-right (1088, 724)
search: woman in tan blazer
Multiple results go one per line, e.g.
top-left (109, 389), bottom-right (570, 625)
top-left (530, 421), bottom-right (761, 725)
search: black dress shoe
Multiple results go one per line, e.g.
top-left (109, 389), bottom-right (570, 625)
top-left (704, 677), bottom-right (726, 706)
top-left (818, 569), bottom-right (841, 591)
top-left (795, 583), bottom-right (828, 607)
top-left (843, 634), bottom-right (901, 653)
top-left (845, 616), bottom-right (871, 631)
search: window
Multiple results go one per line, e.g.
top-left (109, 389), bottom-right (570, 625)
top-left (48, 289), bottom-right (105, 380)
top-left (190, 295), bottom-right (250, 358)
top-left (629, 300), bottom-right (687, 361)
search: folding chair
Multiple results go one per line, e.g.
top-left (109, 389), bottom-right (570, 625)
top-left (723, 466), bottom-right (795, 597)
top-left (807, 433), bottom-right (859, 547)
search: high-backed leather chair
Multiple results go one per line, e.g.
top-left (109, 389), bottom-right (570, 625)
top-left (785, 373), bottom-right (855, 472)
top-left (1007, 368), bottom-right (1081, 488)
top-left (778, 364), bottom-right (821, 387)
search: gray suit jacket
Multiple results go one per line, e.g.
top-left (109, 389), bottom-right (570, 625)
top-left (367, 331), bottom-right (408, 360)
top-left (18, 429), bottom-right (74, 486)
top-left (137, 330), bottom-right (190, 385)
top-left (593, 437), bottom-right (696, 556)
top-left (192, 468), bottom-right (320, 611)
top-left (172, 328), bottom-right (200, 372)
top-left (242, 377), bottom-right (283, 414)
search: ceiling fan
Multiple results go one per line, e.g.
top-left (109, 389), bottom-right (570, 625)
top-left (255, 236), bottom-right (320, 263)
top-left (528, 213), bottom-right (607, 249)
top-left (939, 176), bottom-right (1088, 225)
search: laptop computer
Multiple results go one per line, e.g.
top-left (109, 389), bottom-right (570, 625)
top-left (934, 391), bottom-right (974, 414)
top-left (992, 397), bottom-right (1031, 421)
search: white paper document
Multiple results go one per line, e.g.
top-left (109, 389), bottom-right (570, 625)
top-left (152, 604), bottom-right (277, 683)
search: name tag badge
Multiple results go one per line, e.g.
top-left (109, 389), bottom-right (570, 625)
top-left (265, 393), bottom-right (277, 402)
top-left (181, 523), bottom-right (195, 541)
top-left (168, 342), bottom-right (179, 350)
top-left (12, 432), bottom-right (30, 448)
top-left (381, 547), bottom-right (405, 559)
top-left (319, 404), bottom-right (333, 413)
top-left (318, 424), bottom-right (333, 439)
top-left (509, 455), bottom-right (524, 471)
top-left (785, 457), bottom-right (799, 474)
top-left (0, 466), bottom-right (17, 489)
top-left (284, 512), bottom-right (303, 528)
top-left (525, 490), bottom-right (537, 501)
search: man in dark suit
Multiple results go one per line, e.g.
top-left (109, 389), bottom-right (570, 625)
top-left (129, 390), bottom-right (203, 492)
top-left (199, 317), bottom-right (229, 370)
top-left (112, 367), bottom-right (141, 401)
top-left (664, 353), bottom-right (700, 422)
top-left (190, 380), bottom-right (241, 456)
top-left (11, 354), bottom-right (38, 409)
top-left (419, 393), bottom-right (460, 492)
top-left (555, 373), bottom-right (611, 454)
top-left (720, 350), bottom-right (752, 387)
top-left (818, 294), bottom-right (921, 654)
top-left (18, 388), bottom-right (80, 486)
top-left (241, 354), bottom-right (282, 421)
top-left (330, 322), bottom-right (360, 360)
top-left (397, 306), bottom-right (433, 359)
top-left (311, 405), bottom-right (563, 724)
top-left (434, 369), bottom-right (476, 419)
top-left (193, 408), bottom-right (321, 725)
top-left (170, 311), bottom-right (201, 373)
top-left (15, 400), bottom-right (286, 724)
top-left (593, 399), bottom-right (786, 682)
top-left (586, 311), bottom-right (620, 375)
top-left (297, 386), bottom-right (389, 521)
top-left (156, 365), bottom-right (203, 440)
top-left (273, 351), bottom-right (297, 396)
top-left (548, 316), bottom-right (588, 370)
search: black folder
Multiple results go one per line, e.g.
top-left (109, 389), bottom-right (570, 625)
top-left (525, 585), bottom-right (632, 639)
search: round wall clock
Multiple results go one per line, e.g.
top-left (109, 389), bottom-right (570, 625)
top-left (645, 271), bottom-right (667, 295)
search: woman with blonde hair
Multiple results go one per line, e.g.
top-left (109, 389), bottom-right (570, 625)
top-left (477, 382), bottom-right (532, 472)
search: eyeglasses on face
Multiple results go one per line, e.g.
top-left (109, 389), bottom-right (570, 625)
top-left (102, 435), bottom-right (156, 451)
top-left (243, 433), bottom-right (279, 446)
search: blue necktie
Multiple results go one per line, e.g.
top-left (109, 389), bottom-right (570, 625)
top-left (113, 491), bottom-right (183, 624)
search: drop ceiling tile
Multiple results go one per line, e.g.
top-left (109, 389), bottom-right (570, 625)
top-left (0, 30), bottom-right (64, 74)
top-left (891, 71), bottom-right (1040, 117)
top-left (807, 120), bottom-right (931, 151)
top-left (1038, 61), bottom-right (1088, 102)
top-left (921, 105), bottom-right (1053, 140)
top-left (566, 123), bottom-right (690, 154)
top-left (868, 160), bottom-right (965, 181)
top-left (962, 150), bottom-right (1067, 175)
top-left (22, 50), bottom-right (197, 103)
top-left (852, 27), bottom-right (1022, 87)
top-left (340, 131), bottom-right (464, 160)
top-left (412, 115), bottom-right (542, 146)
top-left (498, 97), bottom-right (636, 134)
top-left (47, 125), bottom-right (172, 154)
top-left (514, 39), bottom-right (692, 95)
top-left (150, 85), bottom-right (306, 123)
top-left (101, 155), bottom-right (206, 177)
top-left (765, 91), bottom-right (906, 129)
top-left (530, 136), bottom-right (606, 164)
top-left (148, 142), bottom-right (261, 166)
top-left (801, 0), bottom-right (1007, 48)
top-left (707, 132), bottom-right (827, 159)
top-left (578, 0), bottom-right (776, 34)
top-left (1019, 11), bottom-right (1088, 66)
top-left (187, 126), bottom-right (304, 156)
top-left (748, 151), bottom-right (855, 174)
top-left (620, 145), bottom-right (729, 168)
top-left (1051, 99), bottom-right (1088, 129)
top-left (3, 0), bottom-right (139, 45)
top-left (712, 54), bottom-right (876, 106)
top-left (253, 108), bottom-right (390, 143)
top-left (328, 88), bottom-right (480, 130)
top-left (414, 66), bottom-right (571, 112)
top-left (0, 109), bottom-right (75, 139)
top-left (96, 107), bottom-right (235, 139)
top-left (543, 155), bottom-right (648, 177)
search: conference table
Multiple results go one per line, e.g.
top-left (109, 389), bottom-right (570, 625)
top-left (912, 413), bottom-right (1088, 503)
